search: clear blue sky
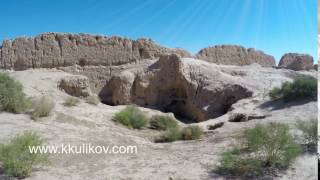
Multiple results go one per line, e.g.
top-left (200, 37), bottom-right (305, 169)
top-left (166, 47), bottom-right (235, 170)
top-left (0, 0), bottom-right (317, 62)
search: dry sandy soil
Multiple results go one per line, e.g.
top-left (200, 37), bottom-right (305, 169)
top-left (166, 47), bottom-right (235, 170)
top-left (0, 64), bottom-right (317, 180)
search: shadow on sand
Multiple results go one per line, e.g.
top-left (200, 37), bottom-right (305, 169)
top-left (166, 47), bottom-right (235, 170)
top-left (258, 98), bottom-right (315, 111)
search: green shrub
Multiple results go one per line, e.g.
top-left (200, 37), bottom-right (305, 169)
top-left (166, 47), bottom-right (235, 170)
top-left (86, 95), bottom-right (100, 105)
top-left (156, 125), bottom-right (203, 142)
top-left (217, 148), bottom-right (263, 177)
top-left (269, 87), bottom-right (282, 99)
top-left (113, 106), bottom-right (147, 129)
top-left (0, 131), bottom-right (49, 178)
top-left (245, 123), bottom-right (301, 167)
top-left (295, 119), bottom-right (317, 148)
top-left (216, 123), bottom-right (302, 177)
top-left (269, 76), bottom-right (317, 101)
top-left (180, 125), bottom-right (203, 140)
top-left (149, 115), bottom-right (178, 130)
top-left (31, 96), bottom-right (55, 120)
top-left (0, 73), bottom-right (31, 113)
top-left (157, 127), bottom-right (182, 142)
top-left (63, 97), bottom-right (80, 107)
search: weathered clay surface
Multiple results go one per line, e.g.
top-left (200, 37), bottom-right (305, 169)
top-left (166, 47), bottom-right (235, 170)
top-left (0, 62), bottom-right (317, 180)
top-left (0, 33), bottom-right (191, 70)
top-left (196, 45), bottom-right (276, 67)
top-left (58, 60), bottom-right (150, 94)
top-left (279, 53), bottom-right (314, 71)
top-left (58, 75), bottom-right (91, 97)
top-left (100, 54), bottom-right (253, 122)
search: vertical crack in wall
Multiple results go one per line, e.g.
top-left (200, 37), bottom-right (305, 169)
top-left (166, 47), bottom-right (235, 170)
top-left (32, 38), bottom-right (38, 68)
top-left (0, 46), bottom-right (2, 68)
top-left (54, 34), bottom-right (64, 66)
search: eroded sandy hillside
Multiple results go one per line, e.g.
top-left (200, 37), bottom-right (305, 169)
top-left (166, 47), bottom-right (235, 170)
top-left (0, 58), bottom-right (317, 179)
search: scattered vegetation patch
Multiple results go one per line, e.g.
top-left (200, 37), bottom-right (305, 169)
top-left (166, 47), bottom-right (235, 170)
top-left (63, 97), bottom-right (80, 107)
top-left (30, 96), bottom-right (55, 120)
top-left (0, 131), bottom-right (49, 178)
top-left (156, 125), bottom-right (203, 142)
top-left (245, 123), bottom-right (301, 167)
top-left (217, 147), bottom-right (263, 177)
top-left (180, 125), bottom-right (203, 140)
top-left (0, 73), bottom-right (31, 113)
top-left (269, 75), bottom-right (317, 102)
top-left (269, 87), bottom-right (282, 100)
top-left (215, 123), bottom-right (302, 178)
top-left (156, 128), bottom-right (182, 142)
top-left (295, 119), bottom-right (317, 150)
top-left (86, 95), bottom-right (100, 105)
top-left (113, 106), bottom-right (147, 129)
top-left (149, 115), bottom-right (178, 130)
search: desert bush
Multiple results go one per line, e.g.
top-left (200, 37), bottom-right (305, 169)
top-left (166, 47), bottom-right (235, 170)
top-left (216, 123), bottom-right (302, 177)
top-left (295, 119), bottom-right (317, 148)
top-left (269, 87), bottom-right (282, 99)
top-left (156, 125), bottom-right (203, 142)
top-left (113, 106), bottom-right (147, 129)
top-left (0, 73), bottom-right (31, 113)
top-left (157, 127), bottom-right (182, 142)
top-left (31, 96), bottom-right (55, 120)
top-left (245, 123), bottom-right (301, 167)
top-left (63, 96), bottom-right (80, 107)
top-left (149, 115), bottom-right (178, 130)
top-left (217, 148), bottom-right (263, 177)
top-left (180, 125), bottom-right (203, 140)
top-left (86, 95), bottom-right (100, 105)
top-left (0, 131), bottom-right (49, 178)
top-left (269, 76), bottom-right (317, 101)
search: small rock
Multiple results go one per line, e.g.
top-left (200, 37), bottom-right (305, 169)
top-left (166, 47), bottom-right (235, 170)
top-left (58, 75), bottom-right (91, 97)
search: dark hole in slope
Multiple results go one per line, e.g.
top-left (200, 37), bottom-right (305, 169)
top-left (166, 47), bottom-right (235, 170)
top-left (162, 99), bottom-right (197, 124)
top-left (138, 48), bottom-right (143, 57)
top-left (78, 58), bottom-right (87, 67)
top-left (157, 87), bottom-right (200, 124)
top-left (98, 85), bottom-right (115, 106)
top-left (220, 96), bottom-right (237, 114)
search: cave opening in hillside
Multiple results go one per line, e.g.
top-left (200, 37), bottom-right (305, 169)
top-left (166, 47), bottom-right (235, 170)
top-left (78, 58), bottom-right (87, 67)
top-left (157, 87), bottom-right (200, 124)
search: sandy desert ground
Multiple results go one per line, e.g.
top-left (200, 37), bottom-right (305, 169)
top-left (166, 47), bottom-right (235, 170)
top-left (0, 60), bottom-right (317, 180)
